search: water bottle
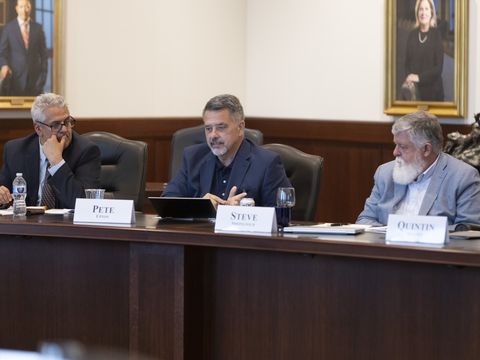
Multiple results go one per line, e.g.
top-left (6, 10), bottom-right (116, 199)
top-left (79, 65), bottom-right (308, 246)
top-left (12, 172), bottom-right (27, 216)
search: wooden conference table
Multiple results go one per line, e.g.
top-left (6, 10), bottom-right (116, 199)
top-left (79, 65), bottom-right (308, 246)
top-left (1, 214), bottom-right (480, 360)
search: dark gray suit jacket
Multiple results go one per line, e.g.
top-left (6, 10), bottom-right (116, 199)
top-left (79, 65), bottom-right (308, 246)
top-left (356, 153), bottom-right (480, 226)
top-left (0, 132), bottom-right (101, 208)
top-left (163, 139), bottom-right (291, 207)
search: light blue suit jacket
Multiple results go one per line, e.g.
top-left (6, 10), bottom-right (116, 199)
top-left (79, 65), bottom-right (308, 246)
top-left (356, 153), bottom-right (480, 226)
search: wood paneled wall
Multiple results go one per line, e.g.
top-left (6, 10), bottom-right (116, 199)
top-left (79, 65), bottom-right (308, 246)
top-left (0, 117), bottom-right (471, 223)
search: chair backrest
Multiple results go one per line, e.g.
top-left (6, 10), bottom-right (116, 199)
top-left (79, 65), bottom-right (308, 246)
top-left (262, 143), bottom-right (324, 222)
top-left (169, 124), bottom-right (263, 179)
top-left (83, 131), bottom-right (148, 211)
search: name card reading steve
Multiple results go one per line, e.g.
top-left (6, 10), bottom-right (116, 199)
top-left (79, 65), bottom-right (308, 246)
top-left (74, 198), bottom-right (135, 225)
top-left (386, 214), bottom-right (448, 247)
top-left (215, 205), bottom-right (277, 233)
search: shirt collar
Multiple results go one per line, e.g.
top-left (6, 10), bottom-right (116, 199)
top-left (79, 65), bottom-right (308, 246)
top-left (17, 17), bottom-right (30, 27)
top-left (38, 141), bottom-right (47, 163)
top-left (414, 154), bottom-right (439, 183)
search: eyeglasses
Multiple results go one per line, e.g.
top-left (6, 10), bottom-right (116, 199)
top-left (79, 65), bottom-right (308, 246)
top-left (36, 116), bottom-right (76, 132)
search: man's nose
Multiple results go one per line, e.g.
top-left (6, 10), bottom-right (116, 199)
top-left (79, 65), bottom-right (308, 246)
top-left (393, 145), bottom-right (400, 157)
top-left (56, 124), bottom-right (67, 134)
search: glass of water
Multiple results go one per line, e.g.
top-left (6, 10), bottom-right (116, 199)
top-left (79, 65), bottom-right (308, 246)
top-left (275, 187), bottom-right (295, 229)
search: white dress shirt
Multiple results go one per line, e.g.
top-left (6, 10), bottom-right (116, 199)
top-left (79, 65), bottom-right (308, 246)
top-left (395, 156), bottom-right (439, 216)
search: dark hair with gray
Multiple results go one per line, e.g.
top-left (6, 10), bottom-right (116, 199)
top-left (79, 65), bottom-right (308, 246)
top-left (202, 94), bottom-right (244, 123)
top-left (392, 111), bottom-right (443, 153)
top-left (31, 93), bottom-right (69, 123)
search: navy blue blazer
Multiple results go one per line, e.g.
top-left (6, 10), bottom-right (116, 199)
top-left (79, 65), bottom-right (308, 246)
top-left (0, 19), bottom-right (48, 95)
top-left (0, 132), bottom-right (101, 208)
top-left (163, 139), bottom-right (291, 207)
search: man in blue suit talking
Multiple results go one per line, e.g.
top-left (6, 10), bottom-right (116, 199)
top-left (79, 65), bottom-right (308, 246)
top-left (163, 94), bottom-right (291, 208)
top-left (357, 111), bottom-right (480, 226)
top-left (0, 0), bottom-right (48, 96)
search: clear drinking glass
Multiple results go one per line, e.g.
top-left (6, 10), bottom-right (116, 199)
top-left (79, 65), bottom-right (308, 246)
top-left (84, 189), bottom-right (105, 199)
top-left (275, 187), bottom-right (295, 229)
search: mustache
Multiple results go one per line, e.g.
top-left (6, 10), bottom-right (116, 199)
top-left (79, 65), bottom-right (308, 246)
top-left (209, 138), bottom-right (224, 146)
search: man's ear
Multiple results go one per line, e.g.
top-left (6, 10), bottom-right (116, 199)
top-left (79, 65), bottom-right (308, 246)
top-left (33, 122), bottom-right (42, 136)
top-left (423, 143), bottom-right (433, 157)
top-left (238, 120), bottom-right (245, 137)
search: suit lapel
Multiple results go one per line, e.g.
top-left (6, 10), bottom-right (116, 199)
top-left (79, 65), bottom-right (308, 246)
top-left (13, 22), bottom-right (27, 51)
top-left (198, 140), bottom-right (251, 197)
top-left (419, 154), bottom-right (446, 215)
top-left (28, 23), bottom-right (41, 50)
top-left (199, 152), bottom-right (216, 195)
top-left (226, 140), bottom-right (251, 194)
top-left (62, 132), bottom-right (77, 163)
top-left (24, 138), bottom-right (40, 205)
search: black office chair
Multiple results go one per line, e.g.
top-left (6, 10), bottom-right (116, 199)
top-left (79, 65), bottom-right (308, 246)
top-left (169, 124), bottom-right (263, 179)
top-left (263, 143), bottom-right (324, 222)
top-left (83, 131), bottom-right (148, 211)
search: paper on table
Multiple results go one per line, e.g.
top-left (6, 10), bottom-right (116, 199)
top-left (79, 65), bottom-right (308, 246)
top-left (283, 223), bottom-right (369, 234)
top-left (365, 226), bottom-right (388, 234)
top-left (0, 349), bottom-right (42, 360)
top-left (0, 207), bottom-right (13, 216)
top-left (45, 209), bottom-right (74, 215)
top-left (449, 230), bottom-right (480, 239)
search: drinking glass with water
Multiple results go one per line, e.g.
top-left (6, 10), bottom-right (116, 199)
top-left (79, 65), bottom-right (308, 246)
top-left (275, 187), bottom-right (295, 229)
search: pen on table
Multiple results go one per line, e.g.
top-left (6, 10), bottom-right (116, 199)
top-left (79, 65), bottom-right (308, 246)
top-left (330, 223), bottom-right (349, 226)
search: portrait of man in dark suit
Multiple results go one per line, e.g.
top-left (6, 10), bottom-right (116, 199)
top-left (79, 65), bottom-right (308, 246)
top-left (0, 0), bottom-right (48, 96)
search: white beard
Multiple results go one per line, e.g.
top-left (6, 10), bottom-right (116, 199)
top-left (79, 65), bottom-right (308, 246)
top-left (208, 138), bottom-right (228, 157)
top-left (210, 146), bottom-right (227, 157)
top-left (392, 157), bottom-right (424, 185)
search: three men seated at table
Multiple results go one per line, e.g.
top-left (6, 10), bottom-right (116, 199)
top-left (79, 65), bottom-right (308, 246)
top-left (163, 94), bottom-right (291, 208)
top-left (2, 93), bottom-right (479, 226)
top-left (0, 93), bottom-right (101, 209)
top-left (357, 111), bottom-right (480, 226)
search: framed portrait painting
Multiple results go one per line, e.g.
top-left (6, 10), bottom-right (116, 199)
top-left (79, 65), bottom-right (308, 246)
top-left (385, 0), bottom-right (467, 117)
top-left (0, 0), bottom-right (62, 109)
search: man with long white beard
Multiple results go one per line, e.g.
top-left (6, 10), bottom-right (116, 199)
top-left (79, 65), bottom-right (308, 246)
top-left (357, 111), bottom-right (480, 226)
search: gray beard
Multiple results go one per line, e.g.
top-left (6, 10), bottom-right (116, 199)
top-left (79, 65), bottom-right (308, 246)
top-left (392, 157), bottom-right (424, 185)
top-left (210, 146), bottom-right (227, 157)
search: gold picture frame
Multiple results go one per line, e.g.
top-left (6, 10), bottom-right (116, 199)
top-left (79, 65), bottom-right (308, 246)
top-left (384, 0), bottom-right (467, 117)
top-left (0, 0), bottom-right (62, 109)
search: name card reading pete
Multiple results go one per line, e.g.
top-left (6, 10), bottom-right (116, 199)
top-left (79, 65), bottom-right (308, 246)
top-left (215, 205), bottom-right (277, 233)
top-left (386, 214), bottom-right (448, 246)
top-left (74, 198), bottom-right (135, 225)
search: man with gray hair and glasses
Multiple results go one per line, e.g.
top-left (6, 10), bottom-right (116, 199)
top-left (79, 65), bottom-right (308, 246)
top-left (163, 94), bottom-right (290, 208)
top-left (0, 93), bottom-right (100, 209)
top-left (357, 111), bottom-right (480, 226)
